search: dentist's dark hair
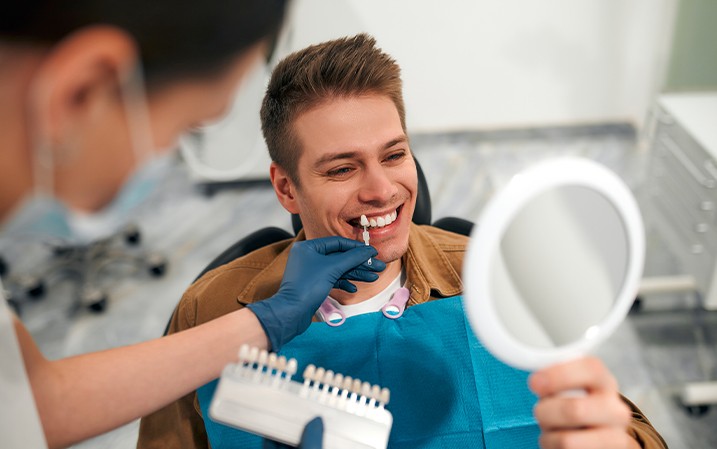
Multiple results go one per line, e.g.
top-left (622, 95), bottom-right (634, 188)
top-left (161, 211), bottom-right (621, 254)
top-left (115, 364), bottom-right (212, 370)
top-left (0, 0), bottom-right (287, 87)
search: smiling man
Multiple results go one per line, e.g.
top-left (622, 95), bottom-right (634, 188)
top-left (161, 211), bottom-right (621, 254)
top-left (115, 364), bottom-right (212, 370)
top-left (269, 95), bottom-right (420, 313)
top-left (137, 34), bottom-right (666, 449)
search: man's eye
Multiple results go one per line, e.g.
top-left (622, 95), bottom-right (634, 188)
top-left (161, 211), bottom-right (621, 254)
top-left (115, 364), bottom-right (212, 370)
top-left (386, 151), bottom-right (406, 162)
top-left (327, 167), bottom-right (352, 177)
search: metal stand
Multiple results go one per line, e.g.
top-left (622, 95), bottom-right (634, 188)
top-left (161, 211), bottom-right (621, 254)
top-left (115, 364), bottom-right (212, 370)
top-left (638, 275), bottom-right (717, 415)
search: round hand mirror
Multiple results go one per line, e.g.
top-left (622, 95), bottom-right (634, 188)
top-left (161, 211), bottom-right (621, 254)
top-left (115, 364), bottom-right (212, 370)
top-left (463, 158), bottom-right (645, 371)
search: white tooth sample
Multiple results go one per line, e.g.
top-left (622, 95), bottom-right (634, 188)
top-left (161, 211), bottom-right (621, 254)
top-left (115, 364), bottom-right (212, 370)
top-left (360, 215), bottom-right (369, 226)
top-left (369, 218), bottom-right (377, 227)
top-left (376, 216), bottom-right (385, 227)
top-left (384, 213), bottom-right (392, 225)
top-left (392, 210), bottom-right (397, 221)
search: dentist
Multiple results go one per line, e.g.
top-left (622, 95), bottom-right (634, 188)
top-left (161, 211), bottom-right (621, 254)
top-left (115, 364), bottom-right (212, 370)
top-left (0, 1), bottom-right (380, 448)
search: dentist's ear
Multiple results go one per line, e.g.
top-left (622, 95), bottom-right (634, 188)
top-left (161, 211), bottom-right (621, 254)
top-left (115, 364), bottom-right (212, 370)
top-left (270, 161), bottom-right (301, 214)
top-left (28, 25), bottom-right (139, 152)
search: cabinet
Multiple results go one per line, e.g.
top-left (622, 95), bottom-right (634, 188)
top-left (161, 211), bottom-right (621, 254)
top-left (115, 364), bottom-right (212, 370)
top-left (643, 93), bottom-right (717, 309)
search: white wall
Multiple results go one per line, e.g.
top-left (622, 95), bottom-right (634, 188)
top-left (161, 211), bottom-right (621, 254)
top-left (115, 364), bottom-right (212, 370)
top-left (282, 0), bottom-right (678, 133)
top-left (184, 0), bottom-right (678, 181)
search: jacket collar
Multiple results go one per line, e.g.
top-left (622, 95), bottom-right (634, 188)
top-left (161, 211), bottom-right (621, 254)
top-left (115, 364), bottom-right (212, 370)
top-left (403, 222), bottom-right (463, 306)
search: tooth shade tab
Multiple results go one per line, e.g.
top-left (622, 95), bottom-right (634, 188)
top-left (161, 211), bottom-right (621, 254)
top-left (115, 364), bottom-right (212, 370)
top-left (380, 388), bottom-right (390, 404)
top-left (352, 379), bottom-right (363, 394)
top-left (370, 385), bottom-right (381, 399)
top-left (333, 373), bottom-right (344, 388)
top-left (360, 215), bottom-right (369, 226)
top-left (303, 364), bottom-right (316, 381)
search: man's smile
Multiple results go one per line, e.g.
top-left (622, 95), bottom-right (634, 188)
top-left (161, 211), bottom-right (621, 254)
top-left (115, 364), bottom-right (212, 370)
top-left (348, 205), bottom-right (402, 230)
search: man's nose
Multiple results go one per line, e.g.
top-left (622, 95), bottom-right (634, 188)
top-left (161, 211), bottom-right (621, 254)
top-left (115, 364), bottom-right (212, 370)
top-left (358, 165), bottom-right (398, 204)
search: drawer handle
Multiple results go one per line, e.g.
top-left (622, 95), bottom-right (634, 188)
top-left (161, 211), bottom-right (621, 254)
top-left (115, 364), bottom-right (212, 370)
top-left (705, 160), bottom-right (717, 181)
top-left (659, 133), bottom-right (715, 188)
top-left (695, 223), bottom-right (709, 233)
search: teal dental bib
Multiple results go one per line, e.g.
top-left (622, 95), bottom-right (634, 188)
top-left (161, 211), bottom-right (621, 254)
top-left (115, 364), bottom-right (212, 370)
top-left (197, 296), bottom-right (540, 448)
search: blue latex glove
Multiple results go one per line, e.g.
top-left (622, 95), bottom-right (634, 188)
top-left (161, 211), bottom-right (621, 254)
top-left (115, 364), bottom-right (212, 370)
top-left (263, 417), bottom-right (324, 449)
top-left (246, 236), bottom-right (385, 351)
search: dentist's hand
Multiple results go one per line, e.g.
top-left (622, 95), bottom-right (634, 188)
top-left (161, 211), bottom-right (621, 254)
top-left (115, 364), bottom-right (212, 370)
top-left (263, 417), bottom-right (324, 449)
top-left (246, 236), bottom-right (385, 351)
top-left (529, 356), bottom-right (639, 449)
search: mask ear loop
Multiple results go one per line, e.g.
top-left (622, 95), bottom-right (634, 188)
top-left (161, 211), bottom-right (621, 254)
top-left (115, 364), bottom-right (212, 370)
top-left (27, 72), bottom-right (58, 205)
top-left (119, 62), bottom-right (155, 169)
top-left (26, 59), bottom-right (156, 205)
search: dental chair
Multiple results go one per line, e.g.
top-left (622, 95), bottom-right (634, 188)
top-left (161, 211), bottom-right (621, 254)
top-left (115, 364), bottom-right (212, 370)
top-left (163, 157), bottom-right (473, 335)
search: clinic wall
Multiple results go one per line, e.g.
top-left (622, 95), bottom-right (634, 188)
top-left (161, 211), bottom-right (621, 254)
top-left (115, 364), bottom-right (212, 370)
top-left (665, 0), bottom-right (717, 92)
top-left (284, 0), bottom-right (678, 133)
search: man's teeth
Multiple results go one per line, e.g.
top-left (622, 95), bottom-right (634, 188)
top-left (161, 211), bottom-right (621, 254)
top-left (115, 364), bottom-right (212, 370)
top-left (360, 210), bottom-right (398, 229)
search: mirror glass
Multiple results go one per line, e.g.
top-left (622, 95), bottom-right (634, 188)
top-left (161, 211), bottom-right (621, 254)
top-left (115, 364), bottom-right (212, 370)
top-left (493, 185), bottom-right (627, 349)
top-left (463, 158), bottom-right (644, 371)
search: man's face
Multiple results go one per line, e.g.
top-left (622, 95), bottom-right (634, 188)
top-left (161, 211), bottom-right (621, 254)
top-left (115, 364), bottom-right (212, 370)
top-left (284, 94), bottom-right (417, 264)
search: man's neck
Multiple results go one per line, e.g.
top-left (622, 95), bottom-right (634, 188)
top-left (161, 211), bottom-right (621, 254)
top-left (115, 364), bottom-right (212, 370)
top-left (330, 259), bottom-right (403, 306)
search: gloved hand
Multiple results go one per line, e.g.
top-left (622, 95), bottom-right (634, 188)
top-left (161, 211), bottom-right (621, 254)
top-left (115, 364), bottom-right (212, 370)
top-left (263, 417), bottom-right (324, 449)
top-left (246, 236), bottom-right (385, 351)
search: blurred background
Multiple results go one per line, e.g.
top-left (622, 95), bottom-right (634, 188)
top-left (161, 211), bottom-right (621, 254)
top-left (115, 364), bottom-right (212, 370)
top-left (2, 0), bottom-right (716, 447)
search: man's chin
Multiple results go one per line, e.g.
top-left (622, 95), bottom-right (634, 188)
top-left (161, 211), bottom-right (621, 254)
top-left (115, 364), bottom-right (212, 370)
top-left (375, 247), bottom-right (406, 266)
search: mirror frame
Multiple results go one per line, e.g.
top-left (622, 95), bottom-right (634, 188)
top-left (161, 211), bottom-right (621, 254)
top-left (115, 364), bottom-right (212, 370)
top-left (463, 158), bottom-right (645, 371)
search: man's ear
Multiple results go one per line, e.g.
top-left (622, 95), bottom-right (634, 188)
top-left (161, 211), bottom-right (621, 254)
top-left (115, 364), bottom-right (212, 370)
top-left (28, 25), bottom-right (139, 148)
top-left (270, 162), bottom-right (301, 214)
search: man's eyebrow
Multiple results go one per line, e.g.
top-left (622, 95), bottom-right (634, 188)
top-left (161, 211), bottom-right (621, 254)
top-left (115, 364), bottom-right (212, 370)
top-left (383, 135), bottom-right (410, 150)
top-left (313, 135), bottom-right (410, 168)
top-left (313, 151), bottom-right (362, 167)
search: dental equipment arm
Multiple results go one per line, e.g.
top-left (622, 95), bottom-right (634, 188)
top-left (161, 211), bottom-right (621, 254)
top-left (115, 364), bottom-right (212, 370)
top-left (15, 236), bottom-right (379, 449)
top-left (247, 236), bottom-right (385, 352)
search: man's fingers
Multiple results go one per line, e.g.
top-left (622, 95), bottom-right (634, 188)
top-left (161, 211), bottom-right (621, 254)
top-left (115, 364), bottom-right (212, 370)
top-left (530, 356), bottom-right (619, 397)
top-left (534, 393), bottom-right (632, 429)
top-left (539, 426), bottom-right (636, 449)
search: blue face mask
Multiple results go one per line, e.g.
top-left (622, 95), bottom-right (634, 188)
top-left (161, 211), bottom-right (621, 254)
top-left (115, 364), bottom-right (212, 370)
top-left (0, 155), bottom-right (172, 243)
top-left (0, 195), bottom-right (74, 240)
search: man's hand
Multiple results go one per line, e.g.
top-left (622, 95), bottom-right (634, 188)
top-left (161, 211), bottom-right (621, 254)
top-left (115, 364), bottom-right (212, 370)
top-left (247, 236), bottom-right (385, 351)
top-left (529, 356), bottom-right (640, 449)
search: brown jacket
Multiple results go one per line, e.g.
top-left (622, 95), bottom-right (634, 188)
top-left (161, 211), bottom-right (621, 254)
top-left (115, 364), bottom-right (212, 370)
top-left (137, 224), bottom-right (666, 449)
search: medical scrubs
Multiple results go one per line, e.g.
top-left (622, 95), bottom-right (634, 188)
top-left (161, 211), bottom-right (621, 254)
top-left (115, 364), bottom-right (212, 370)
top-left (0, 281), bottom-right (48, 448)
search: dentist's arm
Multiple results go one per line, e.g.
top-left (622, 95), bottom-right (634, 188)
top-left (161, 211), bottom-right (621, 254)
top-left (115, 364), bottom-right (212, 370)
top-left (16, 237), bottom-right (381, 449)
